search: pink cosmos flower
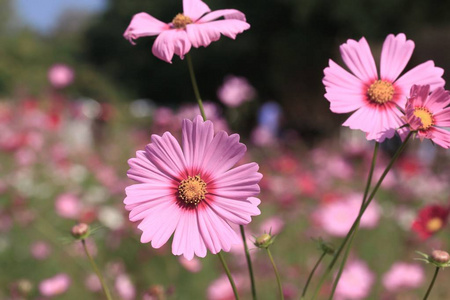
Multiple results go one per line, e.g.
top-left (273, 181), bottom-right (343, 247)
top-left (400, 85), bottom-right (450, 148)
top-left (54, 193), bottom-right (82, 219)
top-left (179, 256), bottom-right (202, 273)
top-left (207, 274), bottom-right (246, 300)
top-left (323, 33), bottom-right (445, 142)
top-left (382, 262), bottom-right (424, 292)
top-left (217, 75), bottom-right (256, 107)
top-left (124, 0), bottom-right (250, 63)
top-left (115, 274), bottom-right (136, 300)
top-left (125, 116), bottom-right (262, 260)
top-left (39, 273), bottom-right (71, 297)
top-left (30, 241), bottom-right (52, 260)
top-left (335, 260), bottom-right (375, 300)
top-left (48, 64), bottom-right (74, 88)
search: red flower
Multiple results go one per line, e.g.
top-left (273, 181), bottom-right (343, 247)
top-left (411, 205), bottom-right (449, 240)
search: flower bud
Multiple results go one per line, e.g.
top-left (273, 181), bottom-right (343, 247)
top-left (254, 233), bottom-right (275, 249)
top-left (71, 223), bottom-right (89, 239)
top-left (431, 250), bottom-right (450, 264)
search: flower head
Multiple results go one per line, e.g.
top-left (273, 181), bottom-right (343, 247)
top-left (411, 204), bottom-right (449, 240)
top-left (124, 0), bottom-right (250, 63)
top-left (39, 273), bottom-right (71, 297)
top-left (323, 33), bottom-right (445, 142)
top-left (401, 85), bottom-right (450, 148)
top-left (382, 262), bottom-right (424, 292)
top-left (125, 116), bottom-right (262, 260)
top-left (335, 260), bottom-right (375, 300)
top-left (48, 64), bottom-right (74, 88)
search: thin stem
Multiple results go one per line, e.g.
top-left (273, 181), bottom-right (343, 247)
top-left (312, 133), bottom-right (412, 300)
top-left (267, 248), bottom-right (284, 300)
top-left (301, 251), bottom-right (327, 299)
top-left (217, 252), bottom-right (240, 300)
top-left (423, 267), bottom-right (440, 300)
top-left (240, 225), bottom-right (257, 300)
top-left (361, 142), bottom-right (379, 208)
top-left (186, 52), bottom-right (207, 121)
top-left (82, 239), bottom-right (113, 300)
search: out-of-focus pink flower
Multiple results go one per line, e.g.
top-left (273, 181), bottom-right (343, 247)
top-left (124, 0), bottom-right (250, 63)
top-left (71, 238), bottom-right (97, 257)
top-left (39, 273), bottom-right (71, 297)
top-left (15, 148), bottom-right (36, 167)
top-left (30, 241), bottom-right (52, 260)
top-left (179, 256), bottom-right (202, 273)
top-left (335, 260), bottom-right (375, 300)
top-left (85, 273), bottom-right (102, 292)
top-left (207, 274), bottom-right (245, 300)
top-left (217, 75), bottom-right (256, 107)
top-left (48, 64), bottom-right (74, 88)
top-left (251, 125), bottom-right (275, 146)
top-left (125, 116), bottom-right (262, 260)
top-left (400, 85), bottom-right (450, 148)
top-left (382, 262), bottom-right (424, 292)
top-left (323, 33), bottom-right (444, 142)
top-left (314, 194), bottom-right (380, 237)
top-left (54, 193), bottom-right (82, 219)
top-left (259, 216), bottom-right (285, 235)
top-left (115, 274), bottom-right (136, 300)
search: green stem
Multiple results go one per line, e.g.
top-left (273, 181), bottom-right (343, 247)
top-left (423, 267), bottom-right (440, 300)
top-left (82, 239), bottom-right (113, 300)
top-left (240, 225), bottom-right (257, 300)
top-left (217, 252), bottom-right (240, 300)
top-left (267, 248), bottom-right (284, 300)
top-left (186, 52), bottom-right (207, 121)
top-left (301, 251), bottom-right (327, 299)
top-left (312, 133), bottom-right (412, 300)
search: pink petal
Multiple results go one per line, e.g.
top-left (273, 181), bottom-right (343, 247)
top-left (208, 196), bottom-right (260, 224)
top-left (183, 0), bottom-right (211, 21)
top-left (181, 116), bottom-right (214, 174)
top-left (172, 210), bottom-right (207, 260)
top-left (152, 29), bottom-right (192, 63)
top-left (186, 20), bottom-right (250, 48)
top-left (197, 205), bottom-right (240, 254)
top-left (200, 131), bottom-right (246, 178)
top-left (434, 107), bottom-right (450, 127)
top-left (395, 61), bottom-right (445, 95)
top-left (430, 127), bottom-right (450, 149)
top-left (380, 33), bottom-right (414, 82)
top-left (424, 87), bottom-right (450, 113)
top-left (197, 9), bottom-right (247, 23)
top-left (124, 183), bottom-right (175, 208)
top-left (340, 37), bottom-right (378, 83)
top-left (123, 13), bottom-right (168, 44)
top-left (127, 150), bottom-right (174, 183)
top-left (145, 132), bottom-right (187, 180)
top-left (323, 60), bottom-right (366, 113)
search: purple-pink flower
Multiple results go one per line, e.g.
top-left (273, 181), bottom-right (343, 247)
top-left (124, 0), bottom-right (250, 63)
top-left (39, 273), bottom-right (71, 297)
top-left (334, 260), bottom-right (375, 300)
top-left (382, 262), bottom-right (425, 292)
top-left (125, 116), bottom-right (262, 260)
top-left (401, 85), bottom-right (450, 148)
top-left (323, 33), bottom-right (445, 142)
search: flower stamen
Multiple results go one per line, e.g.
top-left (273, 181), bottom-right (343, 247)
top-left (178, 175), bottom-right (207, 206)
top-left (172, 13), bottom-right (193, 29)
top-left (367, 80), bottom-right (395, 104)
top-left (426, 217), bottom-right (443, 232)
top-left (413, 107), bottom-right (434, 130)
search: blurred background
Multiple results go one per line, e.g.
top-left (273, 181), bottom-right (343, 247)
top-left (1, 0), bottom-right (449, 299)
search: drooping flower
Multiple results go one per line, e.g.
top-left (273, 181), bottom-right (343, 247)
top-left (323, 33), bottom-right (445, 142)
top-left (124, 0), bottom-right (250, 63)
top-left (382, 262), bottom-right (424, 292)
top-left (401, 85), bottom-right (450, 148)
top-left (411, 204), bottom-right (449, 240)
top-left (125, 116), bottom-right (262, 260)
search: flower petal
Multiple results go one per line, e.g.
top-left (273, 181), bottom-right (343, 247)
top-left (434, 107), bottom-right (450, 127)
top-left (395, 61), bottom-right (445, 95)
top-left (197, 9), bottom-right (247, 23)
top-left (323, 60), bottom-right (366, 113)
top-left (181, 116), bottom-right (214, 174)
top-left (186, 20), bottom-right (250, 48)
top-left (340, 37), bottom-right (378, 83)
top-left (124, 183), bottom-right (176, 209)
top-left (172, 210), bottom-right (207, 260)
top-left (380, 33), bottom-right (414, 82)
top-left (152, 29), bottom-right (192, 63)
top-left (128, 150), bottom-right (174, 183)
top-left (423, 87), bottom-right (450, 113)
top-left (430, 127), bottom-right (450, 149)
top-left (183, 0), bottom-right (211, 21)
top-left (123, 13), bottom-right (168, 44)
top-left (208, 196), bottom-right (260, 224)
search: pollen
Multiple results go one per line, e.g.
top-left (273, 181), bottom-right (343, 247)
top-left (426, 217), bottom-right (443, 232)
top-left (413, 107), bottom-right (434, 130)
top-left (367, 80), bottom-right (395, 104)
top-left (172, 13), bottom-right (193, 29)
top-left (178, 175), bottom-right (207, 206)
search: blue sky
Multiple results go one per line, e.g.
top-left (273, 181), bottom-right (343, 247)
top-left (14, 0), bottom-right (107, 33)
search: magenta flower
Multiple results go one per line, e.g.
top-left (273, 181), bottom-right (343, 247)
top-left (125, 116), bottom-right (262, 260)
top-left (401, 85), bottom-right (450, 148)
top-left (323, 33), bottom-right (445, 142)
top-left (124, 0), bottom-right (250, 63)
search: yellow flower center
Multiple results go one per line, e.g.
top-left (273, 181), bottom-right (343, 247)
top-left (367, 80), bottom-right (395, 104)
top-left (178, 175), bottom-right (207, 206)
top-left (172, 13), bottom-right (193, 29)
top-left (426, 217), bottom-right (443, 232)
top-left (413, 107), bottom-right (434, 130)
